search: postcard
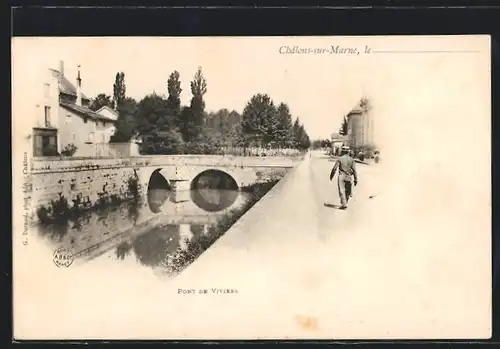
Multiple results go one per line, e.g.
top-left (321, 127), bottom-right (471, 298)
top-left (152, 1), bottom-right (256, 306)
top-left (12, 35), bottom-right (491, 340)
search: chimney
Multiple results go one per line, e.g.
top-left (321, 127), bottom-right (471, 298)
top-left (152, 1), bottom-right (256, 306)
top-left (59, 60), bottom-right (64, 77)
top-left (76, 65), bottom-right (82, 106)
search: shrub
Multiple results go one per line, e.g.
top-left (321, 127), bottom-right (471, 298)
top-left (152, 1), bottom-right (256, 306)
top-left (140, 131), bottom-right (185, 155)
top-left (61, 143), bottom-right (78, 156)
top-left (36, 206), bottom-right (52, 224)
top-left (127, 175), bottom-right (140, 199)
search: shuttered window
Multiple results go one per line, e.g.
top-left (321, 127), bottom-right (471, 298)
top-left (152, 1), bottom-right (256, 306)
top-left (33, 135), bottom-right (43, 157)
top-left (33, 129), bottom-right (58, 157)
top-left (44, 106), bottom-right (51, 127)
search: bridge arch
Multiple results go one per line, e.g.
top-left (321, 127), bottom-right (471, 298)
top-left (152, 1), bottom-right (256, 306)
top-left (146, 168), bottom-right (172, 213)
top-left (189, 169), bottom-right (240, 212)
top-left (190, 169), bottom-right (239, 190)
top-left (148, 168), bottom-right (172, 190)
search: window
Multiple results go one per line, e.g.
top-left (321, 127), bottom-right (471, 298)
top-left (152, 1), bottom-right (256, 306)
top-left (44, 106), bottom-right (51, 127)
top-left (88, 132), bottom-right (94, 143)
top-left (84, 117), bottom-right (88, 124)
top-left (33, 129), bottom-right (58, 157)
top-left (44, 83), bottom-right (50, 98)
top-left (72, 133), bottom-right (77, 142)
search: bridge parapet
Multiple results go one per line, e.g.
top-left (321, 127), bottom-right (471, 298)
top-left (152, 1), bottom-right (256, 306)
top-left (31, 155), bottom-right (303, 173)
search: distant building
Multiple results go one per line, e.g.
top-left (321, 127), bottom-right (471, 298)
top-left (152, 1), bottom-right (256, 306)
top-left (59, 101), bottom-right (118, 148)
top-left (330, 132), bottom-right (348, 154)
top-left (95, 106), bottom-right (119, 122)
top-left (31, 61), bottom-right (117, 157)
top-left (346, 98), bottom-right (374, 150)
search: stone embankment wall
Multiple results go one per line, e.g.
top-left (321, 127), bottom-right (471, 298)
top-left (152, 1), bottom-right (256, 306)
top-left (28, 158), bottom-right (138, 220)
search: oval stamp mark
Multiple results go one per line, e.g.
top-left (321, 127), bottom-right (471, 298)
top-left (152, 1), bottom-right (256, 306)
top-left (53, 247), bottom-right (75, 268)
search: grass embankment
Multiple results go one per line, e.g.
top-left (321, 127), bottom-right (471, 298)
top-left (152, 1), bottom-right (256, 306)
top-left (168, 179), bottom-right (279, 274)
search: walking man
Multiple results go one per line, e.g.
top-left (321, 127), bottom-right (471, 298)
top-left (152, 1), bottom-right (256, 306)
top-left (329, 145), bottom-right (358, 209)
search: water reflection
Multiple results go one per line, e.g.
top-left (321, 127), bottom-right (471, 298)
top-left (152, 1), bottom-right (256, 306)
top-left (115, 240), bottom-right (133, 260)
top-left (190, 224), bottom-right (205, 238)
top-left (190, 170), bottom-right (239, 212)
top-left (190, 189), bottom-right (238, 212)
top-left (35, 170), bottom-right (279, 277)
top-left (148, 188), bottom-right (171, 213)
top-left (35, 188), bottom-right (250, 273)
top-left (132, 224), bottom-right (181, 267)
top-left (148, 169), bottom-right (172, 213)
top-left (146, 188), bottom-right (240, 214)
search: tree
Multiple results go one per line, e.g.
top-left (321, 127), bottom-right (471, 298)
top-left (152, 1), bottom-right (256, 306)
top-left (89, 93), bottom-right (113, 111)
top-left (321, 139), bottom-right (332, 148)
top-left (263, 104), bottom-right (280, 147)
top-left (311, 139), bottom-right (331, 149)
top-left (181, 67), bottom-right (207, 142)
top-left (227, 110), bottom-right (243, 128)
top-left (113, 72), bottom-right (126, 108)
top-left (136, 93), bottom-right (174, 134)
top-left (297, 124), bottom-right (311, 150)
top-left (166, 71), bottom-right (182, 124)
top-left (204, 109), bottom-right (242, 147)
top-left (290, 117), bottom-right (311, 150)
top-left (110, 97), bottom-right (138, 143)
top-left (241, 93), bottom-right (277, 147)
top-left (205, 109), bottom-right (229, 134)
top-left (291, 118), bottom-right (301, 148)
top-left (183, 133), bottom-right (219, 155)
top-left (360, 96), bottom-right (371, 112)
top-left (339, 116), bottom-right (349, 136)
top-left (140, 130), bottom-right (185, 155)
top-left (229, 122), bottom-right (246, 148)
top-left (276, 103), bottom-right (294, 148)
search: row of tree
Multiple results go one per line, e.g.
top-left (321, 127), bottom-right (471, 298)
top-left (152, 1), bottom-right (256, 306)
top-left (311, 139), bottom-right (332, 149)
top-left (88, 68), bottom-right (311, 155)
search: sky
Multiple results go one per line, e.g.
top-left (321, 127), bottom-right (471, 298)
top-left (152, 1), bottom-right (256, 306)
top-left (11, 36), bottom-right (381, 140)
top-left (12, 35), bottom-right (489, 147)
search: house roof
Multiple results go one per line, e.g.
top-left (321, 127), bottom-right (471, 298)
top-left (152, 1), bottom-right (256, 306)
top-left (346, 98), bottom-right (371, 116)
top-left (96, 105), bottom-right (119, 118)
top-left (49, 68), bottom-right (89, 100)
top-left (347, 105), bottom-right (364, 115)
top-left (60, 102), bottom-right (117, 122)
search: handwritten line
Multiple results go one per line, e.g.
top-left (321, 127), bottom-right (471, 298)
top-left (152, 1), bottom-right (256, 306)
top-left (371, 50), bottom-right (480, 54)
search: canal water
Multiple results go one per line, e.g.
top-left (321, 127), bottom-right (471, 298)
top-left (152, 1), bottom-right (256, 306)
top-left (32, 170), bottom-right (262, 277)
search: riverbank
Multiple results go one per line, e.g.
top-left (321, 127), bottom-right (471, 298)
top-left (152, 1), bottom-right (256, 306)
top-left (166, 179), bottom-right (281, 275)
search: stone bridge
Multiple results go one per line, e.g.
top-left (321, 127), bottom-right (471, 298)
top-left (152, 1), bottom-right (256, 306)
top-left (28, 155), bottom-right (303, 219)
top-left (135, 155), bottom-right (301, 193)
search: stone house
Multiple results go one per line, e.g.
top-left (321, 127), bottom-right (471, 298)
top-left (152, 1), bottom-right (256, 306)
top-left (346, 98), bottom-right (374, 151)
top-left (31, 61), bottom-right (117, 157)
